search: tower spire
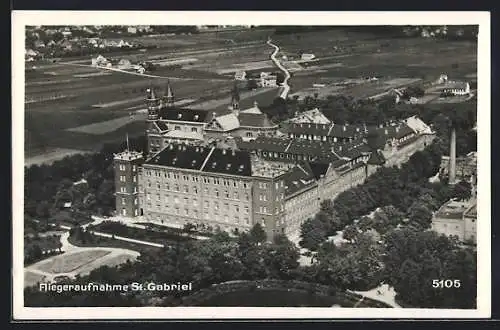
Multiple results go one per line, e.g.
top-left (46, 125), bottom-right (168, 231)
top-left (126, 133), bottom-right (130, 151)
top-left (230, 81), bottom-right (240, 111)
top-left (165, 79), bottom-right (175, 107)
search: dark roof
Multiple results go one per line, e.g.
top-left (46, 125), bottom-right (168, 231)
top-left (156, 121), bottom-right (168, 131)
top-left (367, 150), bottom-right (386, 165)
top-left (237, 136), bottom-right (289, 153)
top-left (158, 107), bottom-right (210, 123)
top-left (283, 165), bottom-right (317, 197)
top-left (238, 113), bottom-right (276, 128)
top-left (307, 162), bottom-right (330, 180)
top-left (287, 140), bottom-right (339, 161)
top-left (145, 144), bottom-right (252, 177)
top-left (202, 148), bottom-right (252, 177)
top-left (146, 144), bottom-right (212, 170)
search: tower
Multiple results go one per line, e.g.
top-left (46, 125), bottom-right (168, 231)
top-left (114, 135), bottom-right (144, 218)
top-left (229, 81), bottom-right (240, 113)
top-left (146, 87), bottom-right (161, 121)
top-left (164, 80), bottom-right (175, 108)
top-left (449, 127), bottom-right (457, 185)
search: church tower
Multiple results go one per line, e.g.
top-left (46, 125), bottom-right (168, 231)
top-left (145, 87), bottom-right (161, 156)
top-left (146, 87), bottom-right (161, 121)
top-left (229, 81), bottom-right (240, 113)
top-left (164, 80), bottom-right (175, 108)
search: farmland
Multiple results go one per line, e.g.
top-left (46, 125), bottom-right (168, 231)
top-left (24, 28), bottom-right (476, 165)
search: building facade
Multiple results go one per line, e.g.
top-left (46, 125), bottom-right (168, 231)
top-left (431, 199), bottom-right (477, 244)
top-left (114, 90), bottom-right (436, 240)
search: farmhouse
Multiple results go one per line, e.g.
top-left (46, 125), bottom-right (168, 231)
top-left (288, 108), bottom-right (331, 125)
top-left (91, 55), bottom-right (109, 67)
top-left (234, 71), bottom-right (247, 81)
top-left (259, 72), bottom-right (277, 87)
top-left (441, 82), bottom-right (471, 96)
top-left (301, 53), bottom-right (316, 61)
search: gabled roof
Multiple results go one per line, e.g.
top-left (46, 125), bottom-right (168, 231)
top-left (283, 165), bottom-right (317, 197)
top-left (213, 113), bottom-right (240, 131)
top-left (238, 112), bottom-right (276, 128)
top-left (155, 121), bottom-right (168, 132)
top-left (367, 150), bottom-right (386, 166)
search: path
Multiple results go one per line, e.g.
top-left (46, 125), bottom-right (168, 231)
top-left (349, 284), bottom-right (402, 308)
top-left (267, 39), bottom-right (291, 99)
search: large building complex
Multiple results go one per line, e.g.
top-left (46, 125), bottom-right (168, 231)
top-left (114, 86), bottom-right (435, 240)
top-left (431, 198), bottom-right (477, 245)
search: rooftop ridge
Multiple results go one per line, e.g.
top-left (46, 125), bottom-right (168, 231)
top-left (199, 147), bottom-right (216, 171)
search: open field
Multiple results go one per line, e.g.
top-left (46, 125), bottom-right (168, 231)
top-left (66, 113), bottom-right (147, 135)
top-left (33, 250), bottom-right (111, 274)
top-left (25, 29), bottom-right (476, 163)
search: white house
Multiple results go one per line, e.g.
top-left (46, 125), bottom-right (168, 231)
top-left (442, 82), bottom-right (470, 96)
top-left (301, 53), bottom-right (316, 61)
top-left (92, 55), bottom-right (109, 67)
top-left (259, 72), bottom-right (277, 87)
top-left (235, 71), bottom-right (247, 80)
top-left (127, 27), bottom-right (138, 34)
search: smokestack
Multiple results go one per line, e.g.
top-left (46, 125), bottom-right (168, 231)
top-left (449, 127), bottom-right (457, 185)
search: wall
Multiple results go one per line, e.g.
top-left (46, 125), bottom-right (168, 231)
top-left (114, 156), bottom-right (143, 218)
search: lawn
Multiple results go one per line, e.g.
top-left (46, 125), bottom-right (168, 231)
top-left (68, 232), bottom-right (161, 254)
top-left (33, 250), bottom-right (111, 274)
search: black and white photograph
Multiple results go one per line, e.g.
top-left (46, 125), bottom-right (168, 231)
top-left (12, 11), bottom-right (491, 320)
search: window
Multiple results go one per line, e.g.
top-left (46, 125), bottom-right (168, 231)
top-left (165, 183), bottom-right (170, 190)
top-left (184, 185), bottom-right (189, 193)
top-left (245, 193), bottom-right (249, 201)
top-left (243, 183), bottom-right (247, 188)
top-left (185, 209), bottom-right (189, 216)
top-left (175, 184), bottom-right (179, 191)
top-left (175, 126), bottom-right (181, 130)
top-left (134, 198), bottom-right (138, 205)
top-left (244, 206), bottom-right (249, 214)
top-left (275, 182), bottom-right (279, 189)
top-left (157, 194), bottom-right (160, 201)
top-left (120, 175), bottom-right (126, 182)
top-left (184, 197), bottom-right (188, 204)
top-left (193, 199), bottom-right (198, 206)
top-left (225, 191), bottom-right (229, 198)
top-left (146, 194), bottom-right (151, 201)
top-left (235, 205), bottom-right (240, 212)
top-left (246, 132), bottom-right (253, 138)
top-left (204, 212), bottom-right (209, 220)
top-left (134, 209), bottom-right (138, 216)
top-left (193, 187), bottom-right (198, 194)
top-left (119, 164), bottom-right (126, 171)
top-left (204, 187), bottom-right (208, 194)
top-left (157, 183), bottom-right (161, 189)
top-left (132, 165), bottom-right (137, 171)
top-left (215, 189), bottom-right (219, 197)
top-left (191, 127), bottom-right (198, 132)
top-left (214, 202), bottom-right (219, 210)
top-left (165, 195), bottom-right (169, 203)
top-left (245, 217), bottom-right (249, 225)
top-left (204, 200), bottom-right (209, 208)
top-left (133, 175), bottom-right (137, 183)
top-left (174, 197), bottom-right (179, 204)
top-left (235, 216), bottom-right (240, 223)
top-left (224, 203), bottom-right (229, 210)
top-left (233, 192), bottom-right (239, 200)
top-left (121, 198), bottom-right (126, 205)
top-left (263, 207), bottom-right (267, 213)
top-left (122, 209), bottom-right (127, 216)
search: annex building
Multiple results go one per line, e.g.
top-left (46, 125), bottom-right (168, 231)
top-left (114, 86), bottom-right (435, 240)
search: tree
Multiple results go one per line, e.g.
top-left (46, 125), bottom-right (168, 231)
top-left (249, 223), bottom-right (267, 244)
top-left (407, 203), bottom-right (433, 230)
top-left (263, 234), bottom-right (300, 279)
top-left (342, 225), bottom-right (358, 242)
top-left (451, 180), bottom-right (472, 201)
top-left (299, 217), bottom-right (326, 251)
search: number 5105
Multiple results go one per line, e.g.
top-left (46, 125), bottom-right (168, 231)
top-left (432, 279), bottom-right (461, 288)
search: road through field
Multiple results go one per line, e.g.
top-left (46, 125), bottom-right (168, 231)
top-left (267, 39), bottom-right (291, 99)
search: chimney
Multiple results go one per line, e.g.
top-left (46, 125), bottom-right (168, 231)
top-left (449, 128), bottom-right (457, 185)
top-left (385, 129), bottom-right (388, 135)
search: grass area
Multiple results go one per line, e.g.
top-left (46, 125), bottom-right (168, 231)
top-left (25, 271), bottom-right (46, 288)
top-left (89, 221), bottom-right (194, 245)
top-left (33, 250), bottom-right (111, 274)
top-left (68, 232), bottom-right (161, 254)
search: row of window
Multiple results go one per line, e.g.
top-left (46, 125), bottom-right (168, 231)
top-left (118, 164), bottom-right (137, 172)
top-left (119, 175), bottom-right (137, 182)
top-left (121, 197), bottom-right (138, 206)
top-left (119, 186), bottom-right (138, 193)
top-left (144, 171), bottom-right (250, 188)
top-left (143, 185), bottom-right (250, 201)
